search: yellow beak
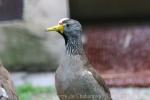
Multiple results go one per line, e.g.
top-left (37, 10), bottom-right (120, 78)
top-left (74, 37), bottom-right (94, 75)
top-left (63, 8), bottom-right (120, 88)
top-left (46, 24), bottom-right (64, 34)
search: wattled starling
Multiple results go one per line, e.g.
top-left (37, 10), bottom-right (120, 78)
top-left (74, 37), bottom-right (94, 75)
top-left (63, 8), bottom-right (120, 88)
top-left (46, 18), bottom-right (112, 100)
top-left (0, 63), bottom-right (18, 100)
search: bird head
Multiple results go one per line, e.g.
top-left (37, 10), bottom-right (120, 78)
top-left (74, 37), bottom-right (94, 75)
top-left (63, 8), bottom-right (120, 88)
top-left (46, 18), bottom-right (82, 41)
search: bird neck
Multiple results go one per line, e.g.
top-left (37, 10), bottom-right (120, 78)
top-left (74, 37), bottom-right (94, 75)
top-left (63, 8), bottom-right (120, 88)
top-left (66, 36), bottom-right (84, 55)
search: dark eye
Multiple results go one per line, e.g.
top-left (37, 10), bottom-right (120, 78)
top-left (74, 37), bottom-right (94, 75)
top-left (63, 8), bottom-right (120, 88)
top-left (66, 24), bottom-right (70, 27)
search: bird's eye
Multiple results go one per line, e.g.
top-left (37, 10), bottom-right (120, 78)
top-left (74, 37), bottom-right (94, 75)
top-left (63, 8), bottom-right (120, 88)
top-left (66, 24), bottom-right (70, 27)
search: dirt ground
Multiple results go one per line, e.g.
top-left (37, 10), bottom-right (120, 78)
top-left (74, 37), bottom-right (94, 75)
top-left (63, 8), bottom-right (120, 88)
top-left (12, 73), bottom-right (150, 100)
top-left (36, 88), bottom-right (150, 100)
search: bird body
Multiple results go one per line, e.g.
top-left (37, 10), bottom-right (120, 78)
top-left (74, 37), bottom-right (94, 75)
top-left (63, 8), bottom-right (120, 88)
top-left (0, 64), bottom-right (18, 100)
top-left (56, 55), bottom-right (111, 100)
top-left (47, 18), bottom-right (112, 100)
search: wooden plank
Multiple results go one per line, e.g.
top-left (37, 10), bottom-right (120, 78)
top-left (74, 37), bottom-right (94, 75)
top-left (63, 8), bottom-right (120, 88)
top-left (85, 24), bottom-right (150, 87)
top-left (70, 0), bottom-right (150, 20)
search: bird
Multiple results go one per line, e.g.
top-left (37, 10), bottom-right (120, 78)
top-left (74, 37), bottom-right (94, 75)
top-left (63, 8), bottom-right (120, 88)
top-left (46, 18), bottom-right (112, 100)
top-left (0, 63), bottom-right (18, 100)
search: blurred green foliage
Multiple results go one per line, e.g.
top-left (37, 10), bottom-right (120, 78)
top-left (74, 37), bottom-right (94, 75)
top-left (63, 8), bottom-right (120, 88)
top-left (17, 84), bottom-right (55, 100)
top-left (0, 26), bottom-right (57, 71)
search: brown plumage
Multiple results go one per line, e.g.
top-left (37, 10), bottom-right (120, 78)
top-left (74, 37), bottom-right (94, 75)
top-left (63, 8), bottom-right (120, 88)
top-left (47, 18), bottom-right (112, 100)
top-left (0, 64), bottom-right (18, 100)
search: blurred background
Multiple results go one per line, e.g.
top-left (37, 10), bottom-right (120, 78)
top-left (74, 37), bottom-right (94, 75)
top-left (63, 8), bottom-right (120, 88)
top-left (0, 0), bottom-right (150, 100)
